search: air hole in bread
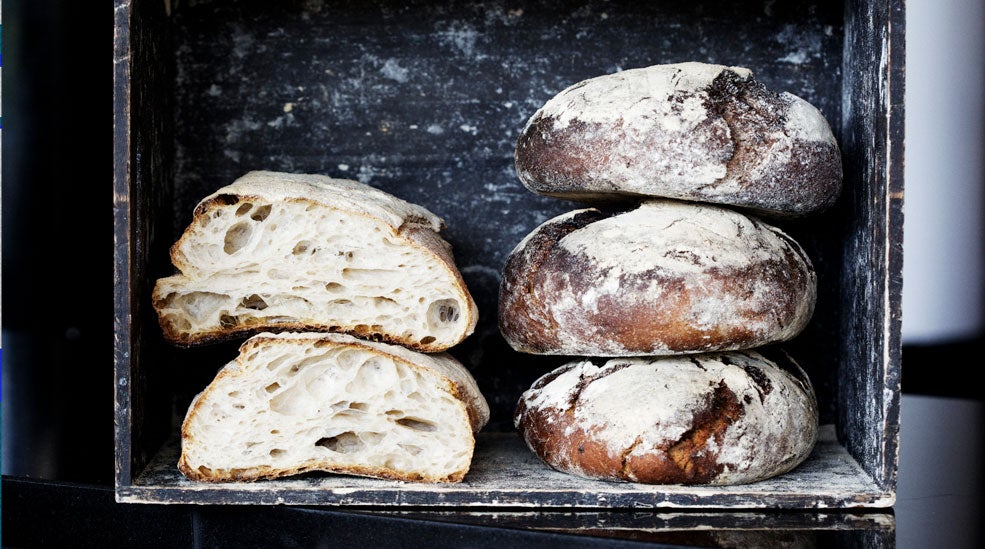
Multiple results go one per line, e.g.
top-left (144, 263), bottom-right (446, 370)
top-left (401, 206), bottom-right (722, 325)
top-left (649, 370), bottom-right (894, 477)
top-left (265, 382), bottom-right (281, 393)
top-left (167, 315), bottom-right (192, 332)
top-left (427, 300), bottom-right (461, 326)
top-left (292, 241), bottom-right (314, 255)
top-left (340, 267), bottom-right (381, 282)
top-left (169, 291), bottom-right (228, 323)
top-left (396, 417), bottom-right (438, 432)
top-left (235, 203), bottom-right (253, 216)
top-left (315, 432), bottom-right (362, 453)
top-left (269, 448), bottom-right (285, 457)
top-left (250, 204), bottom-right (272, 222)
top-left (219, 314), bottom-right (238, 328)
top-left (419, 336), bottom-right (436, 345)
top-left (399, 444), bottom-right (423, 456)
top-left (240, 294), bottom-right (268, 310)
top-left (324, 282), bottom-right (343, 293)
top-left (360, 432), bottom-right (384, 445)
top-left (223, 222), bottom-right (253, 254)
top-left (348, 402), bottom-right (368, 411)
top-left (265, 355), bottom-right (290, 372)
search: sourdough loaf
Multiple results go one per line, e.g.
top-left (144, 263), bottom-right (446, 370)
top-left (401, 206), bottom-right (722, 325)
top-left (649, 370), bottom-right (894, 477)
top-left (179, 332), bottom-right (490, 483)
top-left (152, 171), bottom-right (477, 352)
top-left (514, 349), bottom-right (818, 485)
top-left (498, 200), bottom-right (816, 356)
top-left (515, 62), bottom-right (842, 217)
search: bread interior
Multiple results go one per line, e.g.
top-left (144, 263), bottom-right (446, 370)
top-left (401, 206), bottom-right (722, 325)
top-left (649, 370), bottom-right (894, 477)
top-left (181, 340), bottom-right (475, 482)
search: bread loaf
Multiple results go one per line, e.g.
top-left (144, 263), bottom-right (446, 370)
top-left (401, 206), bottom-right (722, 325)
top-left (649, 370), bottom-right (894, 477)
top-left (152, 171), bottom-right (477, 352)
top-left (178, 332), bottom-right (490, 483)
top-left (515, 62), bottom-right (842, 216)
top-left (498, 200), bottom-right (816, 356)
top-left (513, 349), bottom-right (818, 485)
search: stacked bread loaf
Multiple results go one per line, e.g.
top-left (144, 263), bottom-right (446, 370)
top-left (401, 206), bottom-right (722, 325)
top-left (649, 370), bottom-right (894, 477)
top-left (500, 62), bottom-right (838, 485)
top-left (153, 170), bottom-right (489, 483)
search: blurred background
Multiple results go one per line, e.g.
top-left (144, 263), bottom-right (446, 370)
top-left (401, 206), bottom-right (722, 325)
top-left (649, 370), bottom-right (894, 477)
top-left (899, 0), bottom-right (985, 399)
top-left (0, 1), bottom-right (982, 546)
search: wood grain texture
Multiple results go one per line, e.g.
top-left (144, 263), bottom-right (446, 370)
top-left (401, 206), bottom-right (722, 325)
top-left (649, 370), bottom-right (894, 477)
top-left (837, 0), bottom-right (905, 497)
top-left (114, 0), bottom-right (178, 492)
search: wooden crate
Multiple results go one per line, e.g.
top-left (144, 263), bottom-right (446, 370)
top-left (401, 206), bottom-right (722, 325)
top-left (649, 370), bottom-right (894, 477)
top-left (113, 0), bottom-right (903, 509)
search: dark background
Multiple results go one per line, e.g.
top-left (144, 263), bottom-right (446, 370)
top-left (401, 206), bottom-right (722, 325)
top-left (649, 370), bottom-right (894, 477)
top-left (2, 1), bottom-right (116, 484)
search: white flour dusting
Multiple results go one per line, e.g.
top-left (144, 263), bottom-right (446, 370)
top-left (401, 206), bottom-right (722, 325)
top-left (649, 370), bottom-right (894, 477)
top-left (558, 200), bottom-right (789, 275)
top-left (518, 352), bottom-right (818, 484)
top-left (541, 63), bottom-right (751, 131)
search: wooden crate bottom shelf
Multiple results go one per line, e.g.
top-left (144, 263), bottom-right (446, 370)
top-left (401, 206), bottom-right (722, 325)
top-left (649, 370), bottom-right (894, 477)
top-left (120, 426), bottom-right (893, 508)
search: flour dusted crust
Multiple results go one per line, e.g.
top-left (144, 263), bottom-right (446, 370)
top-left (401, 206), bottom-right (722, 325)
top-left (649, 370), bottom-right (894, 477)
top-left (498, 200), bottom-right (817, 356)
top-left (179, 332), bottom-right (490, 483)
top-left (513, 349), bottom-right (818, 485)
top-left (152, 171), bottom-right (478, 352)
top-left (515, 62), bottom-right (842, 216)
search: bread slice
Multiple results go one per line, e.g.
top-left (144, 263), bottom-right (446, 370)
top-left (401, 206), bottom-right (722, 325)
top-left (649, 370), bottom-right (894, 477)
top-left (152, 171), bottom-right (477, 352)
top-left (178, 332), bottom-right (490, 483)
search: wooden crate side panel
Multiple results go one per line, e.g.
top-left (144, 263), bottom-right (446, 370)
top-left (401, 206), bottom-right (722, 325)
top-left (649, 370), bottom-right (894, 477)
top-left (113, 0), bottom-right (133, 492)
top-left (114, 0), bottom-right (178, 494)
top-left (838, 0), bottom-right (904, 494)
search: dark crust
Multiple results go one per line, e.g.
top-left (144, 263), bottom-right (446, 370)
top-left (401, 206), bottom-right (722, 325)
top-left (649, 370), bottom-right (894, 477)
top-left (515, 66), bottom-right (842, 216)
top-left (498, 209), bottom-right (609, 354)
top-left (746, 346), bottom-right (816, 400)
top-left (497, 207), bottom-right (816, 356)
top-left (708, 71), bottom-right (843, 216)
top-left (515, 366), bottom-right (747, 484)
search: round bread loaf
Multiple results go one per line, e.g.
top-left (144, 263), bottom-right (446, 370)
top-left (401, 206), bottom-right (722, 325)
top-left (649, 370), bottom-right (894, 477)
top-left (498, 200), bottom-right (816, 356)
top-left (515, 62), bottom-right (842, 217)
top-left (513, 349), bottom-right (819, 485)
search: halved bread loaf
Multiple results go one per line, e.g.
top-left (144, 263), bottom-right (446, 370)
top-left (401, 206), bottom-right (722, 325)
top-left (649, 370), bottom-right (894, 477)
top-left (152, 171), bottom-right (478, 352)
top-left (178, 332), bottom-right (490, 483)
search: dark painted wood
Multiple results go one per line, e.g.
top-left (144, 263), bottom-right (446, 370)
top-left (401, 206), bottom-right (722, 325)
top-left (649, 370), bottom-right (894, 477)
top-left (114, 0), bottom-right (178, 491)
top-left (836, 0), bottom-right (905, 495)
top-left (121, 430), bottom-right (892, 508)
top-left (113, 0), bottom-right (904, 508)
